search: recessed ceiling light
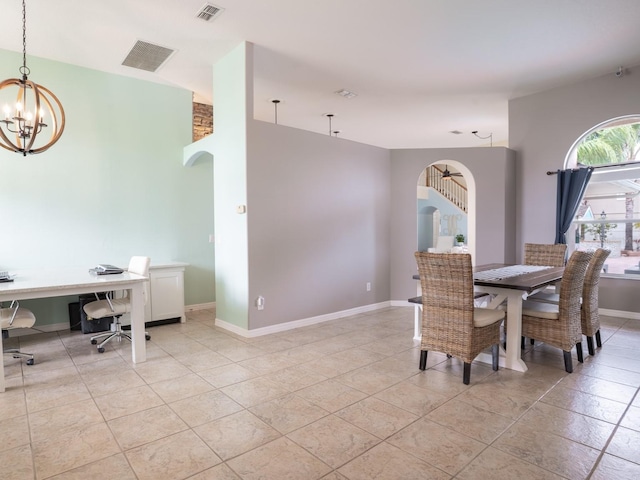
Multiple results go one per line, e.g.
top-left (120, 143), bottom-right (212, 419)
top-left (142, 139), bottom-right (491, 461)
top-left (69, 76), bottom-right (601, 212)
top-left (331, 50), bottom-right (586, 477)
top-left (335, 89), bottom-right (357, 99)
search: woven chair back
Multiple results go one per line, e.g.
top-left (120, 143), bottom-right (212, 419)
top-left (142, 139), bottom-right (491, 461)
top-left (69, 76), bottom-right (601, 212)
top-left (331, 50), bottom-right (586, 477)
top-left (581, 248), bottom-right (610, 335)
top-left (557, 250), bottom-right (593, 336)
top-left (414, 252), bottom-right (475, 352)
top-left (524, 243), bottom-right (567, 267)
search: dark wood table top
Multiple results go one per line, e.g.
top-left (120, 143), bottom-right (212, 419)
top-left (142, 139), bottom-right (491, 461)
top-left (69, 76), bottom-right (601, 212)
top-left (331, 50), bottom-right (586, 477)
top-left (413, 263), bottom-right (564, 294)
top-left (473, 263), bottom-right (564, 293)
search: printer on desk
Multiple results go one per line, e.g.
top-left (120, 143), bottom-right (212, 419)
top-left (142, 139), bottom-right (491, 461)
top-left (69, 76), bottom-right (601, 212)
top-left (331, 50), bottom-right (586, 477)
top-left (89, 264), bottom-right (124, 275)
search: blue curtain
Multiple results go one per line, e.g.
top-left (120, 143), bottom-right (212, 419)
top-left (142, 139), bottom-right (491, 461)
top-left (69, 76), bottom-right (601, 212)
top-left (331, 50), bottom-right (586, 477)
top-left (555, 167), bottom-right (593, 244)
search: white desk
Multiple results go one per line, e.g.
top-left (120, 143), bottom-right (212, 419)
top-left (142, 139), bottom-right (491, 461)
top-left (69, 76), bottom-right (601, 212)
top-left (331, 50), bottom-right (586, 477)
top-left (0, 268), bottom-right (148, 392)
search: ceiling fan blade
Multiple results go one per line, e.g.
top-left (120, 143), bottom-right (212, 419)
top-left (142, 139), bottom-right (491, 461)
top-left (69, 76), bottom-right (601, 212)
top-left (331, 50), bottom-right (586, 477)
top-left (441, 165), bottom-right (462, 178)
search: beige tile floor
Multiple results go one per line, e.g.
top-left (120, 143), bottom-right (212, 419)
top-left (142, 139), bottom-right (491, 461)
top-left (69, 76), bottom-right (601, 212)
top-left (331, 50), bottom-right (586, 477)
top-left (1, 307), bottom-right (640, 479)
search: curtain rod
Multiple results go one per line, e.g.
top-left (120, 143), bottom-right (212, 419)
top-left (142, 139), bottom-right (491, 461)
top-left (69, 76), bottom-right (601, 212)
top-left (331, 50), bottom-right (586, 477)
top-left (546, 161), bottom-right (639, 175)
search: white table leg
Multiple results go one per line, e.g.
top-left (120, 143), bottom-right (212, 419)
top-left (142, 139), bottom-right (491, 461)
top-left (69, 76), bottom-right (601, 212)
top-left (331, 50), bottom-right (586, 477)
top-left (474, 286), bottom-right (528, 373)
top-left (502, 289), bottom-right (528, 372)
top-left (414, 304), bottom-right (421, 340)
top-left (129, 283), bottom-right (147, 363)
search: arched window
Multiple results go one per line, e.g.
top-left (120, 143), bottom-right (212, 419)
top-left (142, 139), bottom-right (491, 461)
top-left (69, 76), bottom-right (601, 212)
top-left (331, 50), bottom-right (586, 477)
top-left (567, 115), bottom-right (640, 275)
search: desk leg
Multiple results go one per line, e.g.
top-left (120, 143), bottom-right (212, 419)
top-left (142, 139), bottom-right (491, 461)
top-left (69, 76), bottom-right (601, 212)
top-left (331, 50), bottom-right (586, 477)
top-left (0, 328), bottom-right (5, 392)
top-left (130, 283), bottom-right (147, 364)
top-left (503, 290), bottom-right (528, 373)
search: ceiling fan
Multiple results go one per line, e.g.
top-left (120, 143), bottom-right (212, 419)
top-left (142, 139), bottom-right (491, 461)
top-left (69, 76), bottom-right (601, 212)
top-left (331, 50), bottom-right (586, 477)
top-left (441, 165), bottom-right (463, 180)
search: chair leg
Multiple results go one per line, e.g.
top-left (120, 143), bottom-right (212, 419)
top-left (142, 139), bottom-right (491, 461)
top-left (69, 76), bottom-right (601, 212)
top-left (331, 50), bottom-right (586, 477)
top-left (530, 338), bottom-right (535, 345)
top-left (4, 349), bottom-right (35, 365)
top-left (595, 330), bottom-right (602, 348)
top-left (576, 341), bottom-right (584, 363)
top-left (586, 336), bottom-right (595, 356)
top-left (463, 363), bottom-right (471, 385)
top-left (90, 331), bottom-right (114, 343)
top-left (563, 351), bottom-right (573, 373)
top-left (492, 344), bottom-right (499, 371)
top-left (419, 350), bottom-right (428, 370)
top-left (521, 336), bottom-right (525, 349)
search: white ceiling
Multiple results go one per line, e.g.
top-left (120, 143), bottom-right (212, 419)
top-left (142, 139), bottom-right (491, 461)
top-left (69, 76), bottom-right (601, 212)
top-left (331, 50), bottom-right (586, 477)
top-left (2, 0), bottom-right (640, 149)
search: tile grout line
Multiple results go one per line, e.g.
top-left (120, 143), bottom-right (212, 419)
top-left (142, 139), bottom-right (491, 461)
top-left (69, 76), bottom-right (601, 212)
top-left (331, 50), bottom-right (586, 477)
top-left (585, 386), bottom-right (640, 479)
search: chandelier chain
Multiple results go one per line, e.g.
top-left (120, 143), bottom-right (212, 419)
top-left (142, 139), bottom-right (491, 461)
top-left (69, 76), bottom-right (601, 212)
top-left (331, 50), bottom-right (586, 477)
top-left (20, 0), bottom-right (30, 78)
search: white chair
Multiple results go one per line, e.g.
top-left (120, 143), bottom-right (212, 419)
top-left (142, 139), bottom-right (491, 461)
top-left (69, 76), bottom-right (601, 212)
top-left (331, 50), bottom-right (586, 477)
top-left (1, 301), bottom-right (36, 365)
top-left (434, 235), bottom-right (455, 253)
top-left (83, 256), bottom-right (151, 353)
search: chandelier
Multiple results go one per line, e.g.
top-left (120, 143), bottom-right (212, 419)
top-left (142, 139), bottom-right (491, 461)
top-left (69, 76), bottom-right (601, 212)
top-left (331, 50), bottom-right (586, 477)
top-left (0, 0), bottom-right (65, 156)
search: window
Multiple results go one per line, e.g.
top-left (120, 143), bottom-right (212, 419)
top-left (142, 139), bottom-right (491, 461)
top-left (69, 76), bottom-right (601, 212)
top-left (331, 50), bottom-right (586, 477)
top-left (568, 116), bottom-right (640, 275)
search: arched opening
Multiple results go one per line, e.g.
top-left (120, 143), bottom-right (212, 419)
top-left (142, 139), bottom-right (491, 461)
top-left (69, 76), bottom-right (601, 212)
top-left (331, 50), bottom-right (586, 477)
top-left (417, 160), bottom-right (476, 261)
top-left (565, 115), bottom-right (640, 275)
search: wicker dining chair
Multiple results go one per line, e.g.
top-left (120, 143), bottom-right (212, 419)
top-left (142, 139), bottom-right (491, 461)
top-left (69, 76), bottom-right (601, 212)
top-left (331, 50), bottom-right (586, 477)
top-left (522, 243), bottom-right (568, 346)
top-left (414, 252), bottom-right (505, 385)
top-left (581, 248), bottom-right (611, 355)
top-left (526, 248), bottom-right (610, 356)
top-left (520, 250), bottom-right (593, 373)
top-left (524, 243), bottom-right (567, 267)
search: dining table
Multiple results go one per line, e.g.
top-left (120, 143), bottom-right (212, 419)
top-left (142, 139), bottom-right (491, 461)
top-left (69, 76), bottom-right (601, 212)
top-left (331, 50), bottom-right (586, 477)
top-left (413, 263), bottom-right (565, 373)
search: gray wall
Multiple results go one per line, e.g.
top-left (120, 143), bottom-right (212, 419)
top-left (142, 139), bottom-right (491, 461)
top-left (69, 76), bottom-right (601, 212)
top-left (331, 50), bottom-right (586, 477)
top-left (247, 120), bottom-right (391, 329)
top-left (389, 147), bottom-right (516, 301)
top-left (510, 64), bottom-right (640, 312)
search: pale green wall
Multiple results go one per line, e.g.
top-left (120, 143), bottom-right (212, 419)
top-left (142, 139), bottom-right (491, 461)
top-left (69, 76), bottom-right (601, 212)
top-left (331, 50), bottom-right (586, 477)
top-left (211, 43), bottom-right (251, 330)
top-left (0, 49), bottom-right (215, 326)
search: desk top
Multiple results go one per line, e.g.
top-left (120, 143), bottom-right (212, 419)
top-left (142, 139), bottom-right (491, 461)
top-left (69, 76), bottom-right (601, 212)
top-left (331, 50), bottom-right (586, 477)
top-left (0, 267), bottom-right (147, 298)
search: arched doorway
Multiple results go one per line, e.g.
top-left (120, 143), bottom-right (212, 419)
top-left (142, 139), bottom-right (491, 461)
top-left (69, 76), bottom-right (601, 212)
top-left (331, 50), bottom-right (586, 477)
top-left (417, 160), bottom-right (476, 261)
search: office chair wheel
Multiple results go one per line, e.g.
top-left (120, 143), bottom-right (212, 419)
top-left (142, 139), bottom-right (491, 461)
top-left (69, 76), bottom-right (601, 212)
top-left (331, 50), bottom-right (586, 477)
top-left (26, 358), bottom-right (34, 366)
top-left (145, 334), bottom-right (151, 341)
top-left (97, 347), bottom-right (105, 353)
top-left (91, 339), bottom-right (97, 344)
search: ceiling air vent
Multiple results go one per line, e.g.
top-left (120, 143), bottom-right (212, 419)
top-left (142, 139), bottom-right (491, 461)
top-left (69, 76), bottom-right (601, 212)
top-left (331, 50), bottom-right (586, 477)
top-left (196, 3), bottom-right (225, 22)
top-left (122, 40), bottom-right (175, 73)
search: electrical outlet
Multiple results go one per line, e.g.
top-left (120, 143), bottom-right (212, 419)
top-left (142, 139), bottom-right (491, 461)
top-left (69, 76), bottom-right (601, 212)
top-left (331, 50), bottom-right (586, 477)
top-left (366, 282), bottom-right (371, 291)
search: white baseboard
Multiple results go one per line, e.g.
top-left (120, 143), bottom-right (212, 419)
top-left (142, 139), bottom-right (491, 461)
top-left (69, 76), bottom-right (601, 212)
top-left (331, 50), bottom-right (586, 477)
top-left (186, 302), bottom-right (216, 311)
top-left (215, 301), bottom-right (392, 338)
top-left (599, 308), bottom-right (640, 321)
top-left (390, 300), bottom-right (414, 307)
top-left (7, 322), bottom-right (70, 337)
top-left (6, 303), bottom-right (217, 337)
top-left (10, 304), bottom-right (630, 340)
